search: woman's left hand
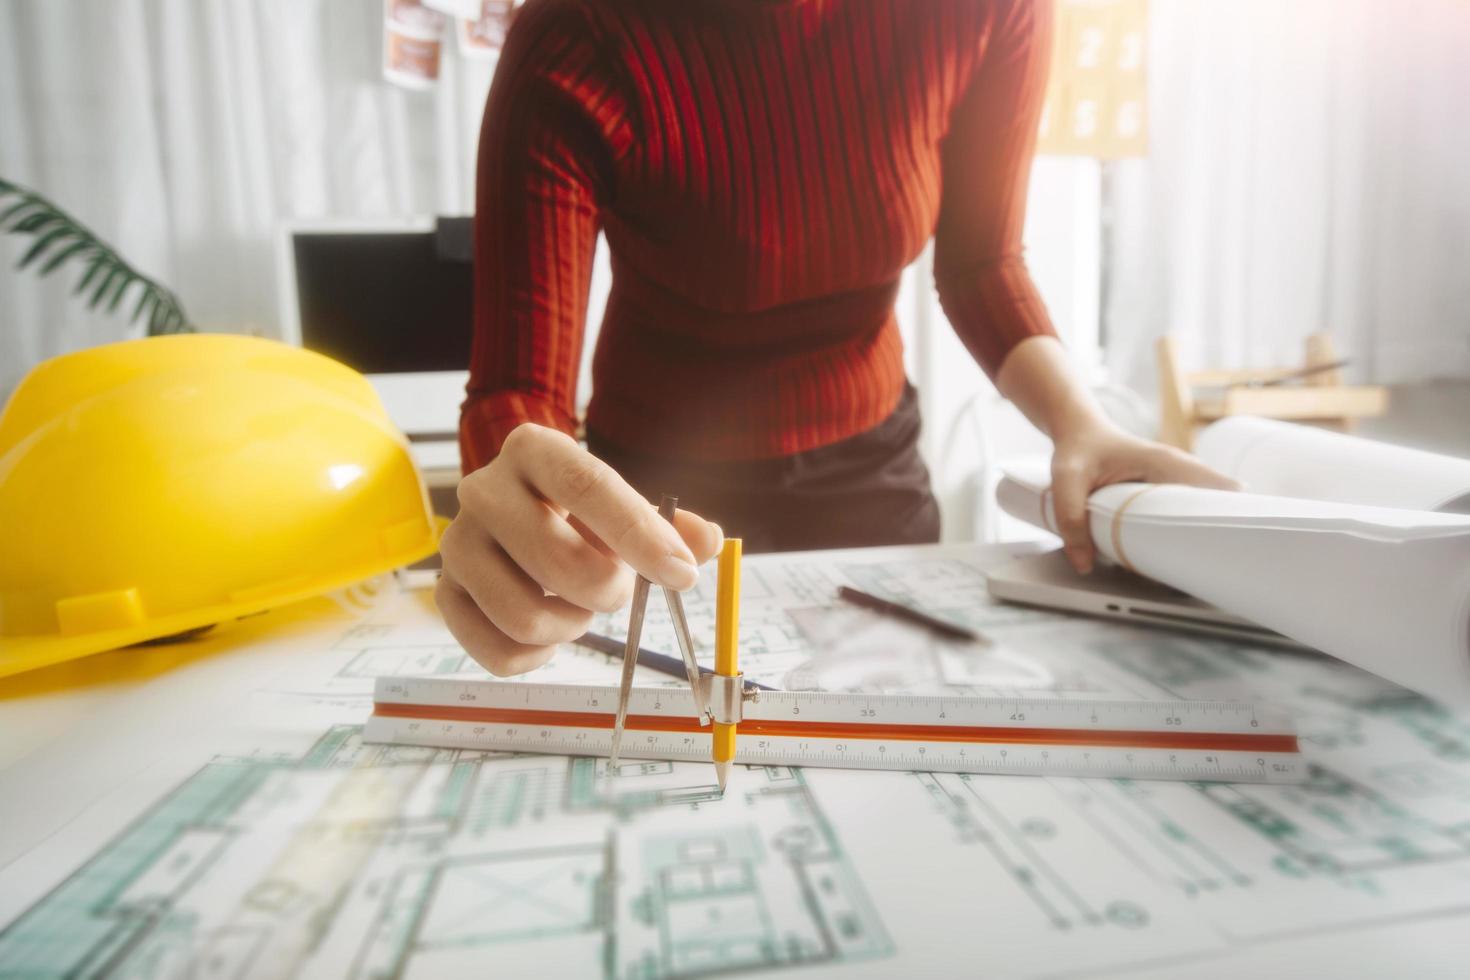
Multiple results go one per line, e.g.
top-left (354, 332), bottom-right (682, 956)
top-left (1049, 420), bottom-right (1239, 574)
top-left (992, 336), bottom-right (1239, 574)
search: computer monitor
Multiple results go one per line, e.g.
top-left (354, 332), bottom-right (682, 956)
top-left (275, 217), bottom-right (473, 467)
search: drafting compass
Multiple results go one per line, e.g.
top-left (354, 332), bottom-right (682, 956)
top-left (607, 494), bottom-right (711, 772)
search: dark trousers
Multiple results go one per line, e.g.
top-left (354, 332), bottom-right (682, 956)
top-left (588, 385), bottom-right (941, 553)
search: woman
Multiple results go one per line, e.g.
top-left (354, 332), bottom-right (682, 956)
top-left (440, 0), bottom-right (1234, 676)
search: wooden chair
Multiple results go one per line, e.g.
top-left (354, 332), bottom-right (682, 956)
top-left (1156, 333), bottom-right (1388, 450)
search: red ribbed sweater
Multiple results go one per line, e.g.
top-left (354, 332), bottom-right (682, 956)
top-left (462, 0), bottom-right (1057, 471)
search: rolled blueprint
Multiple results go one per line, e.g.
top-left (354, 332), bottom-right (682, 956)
top-left (1196, 416), bottom-right (1470, 514)
top-left (996, 461), bottom-right (1470, 706)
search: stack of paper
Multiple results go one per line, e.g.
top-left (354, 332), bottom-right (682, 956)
top-left (997, 420), bottom-right (1470, 706)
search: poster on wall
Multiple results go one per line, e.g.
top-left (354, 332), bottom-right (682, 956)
top-left (1038, 0), bottom-right (1149, 158)
top-left (458, 1), bottom-right (519, 60)
top-left (383, 0), bottom-right (446, 91)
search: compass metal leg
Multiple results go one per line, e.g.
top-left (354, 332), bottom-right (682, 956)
top-left (664, 588), bottom-right (711, 725)
top-left (607, 574), bottom-right (650, 771)
top-left (654, 495), bottom-right (711, 725)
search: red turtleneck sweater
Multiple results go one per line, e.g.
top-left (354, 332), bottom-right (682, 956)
top-left (462, 0), bottom-right (1057, 471)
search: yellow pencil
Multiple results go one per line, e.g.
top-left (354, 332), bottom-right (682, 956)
top-left (713, 537), bottom-right (742, 793)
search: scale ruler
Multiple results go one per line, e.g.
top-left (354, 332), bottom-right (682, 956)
top-left (365, 678), bottom-right (1305, 784)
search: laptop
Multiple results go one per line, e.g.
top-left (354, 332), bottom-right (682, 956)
top-left (276, 217), bottom-right (474, 473)
top-left (985, 549), bottom-right (1316, 651)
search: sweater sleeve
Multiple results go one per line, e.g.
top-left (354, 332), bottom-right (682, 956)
top-left (933, 0), bottom-right (1059, 380)
top-left (460, 1), bottom-right (622, 473)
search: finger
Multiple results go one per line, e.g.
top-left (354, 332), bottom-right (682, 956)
top-left (573, 508), bottom-right (721, 566)
top-left (673, 509), bottom-right (723, 565)
top-left (435, 572), bottom-right (557, 677)
top-left (483, 496), bottom-right (637, 612)
top-left (457, 472), bottom-right (636, 612)
top-left (1145, 448), bottom-right (1242, 492)
top-left (1050, 459), bottom-right (1097, 574)
top-left (438, 519), bottom-right (594, 646)
top-left (506, 426), bottom-right (698, 589)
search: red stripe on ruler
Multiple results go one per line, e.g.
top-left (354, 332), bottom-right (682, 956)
top-left (371, 702), bottom-right (1299, 754)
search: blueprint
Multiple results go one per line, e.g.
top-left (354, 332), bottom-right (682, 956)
top-left (0, 726), bottom-right (889, 978)
top-left (2, 543), bottom-right (1469, 978)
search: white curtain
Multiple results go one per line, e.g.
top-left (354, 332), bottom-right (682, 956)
top-left (1104, 0), bottom-right (1470, 394)
top-left (0, 0), bottom-right (495, 398)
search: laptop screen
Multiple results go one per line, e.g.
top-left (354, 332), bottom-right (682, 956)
top-left (293, 220), bottom-right (474, 376)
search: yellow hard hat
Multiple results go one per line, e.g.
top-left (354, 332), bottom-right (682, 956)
top-left (0, 333), bottom-right (440, 678)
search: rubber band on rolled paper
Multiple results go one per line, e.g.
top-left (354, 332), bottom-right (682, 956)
top-left (1040, 487), bottom-right (1056, 534)
top-left (1109, 485), bottom-right (1161, 574)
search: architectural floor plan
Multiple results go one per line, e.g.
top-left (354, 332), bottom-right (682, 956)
top-left (0, 730), bottom-right (890, 978)
top-left (1, 544), bottom-right (1468, 978)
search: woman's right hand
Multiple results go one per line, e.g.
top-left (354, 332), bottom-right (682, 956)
top-left (438, 422), bottom-right (724, 677)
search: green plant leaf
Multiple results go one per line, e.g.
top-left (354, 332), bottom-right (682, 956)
top-left (0, 199), bottom-right (39, 228)
top-left (106, 273), bottom-right (133, 313)
top-left (17, 225), bottom-right (74, 270)
top-left (2, 176), bottom-right (193, 334)
top-left (74, 254), bottom-right (107, 294)
top-left (89, 267), bottom-right (122, 308)
top-left (38, 239), bottom-right (93, 275)
top-left (12, 212), bottom-right (60, 235)
top-left (133, 286), bottom-right (157, 324)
